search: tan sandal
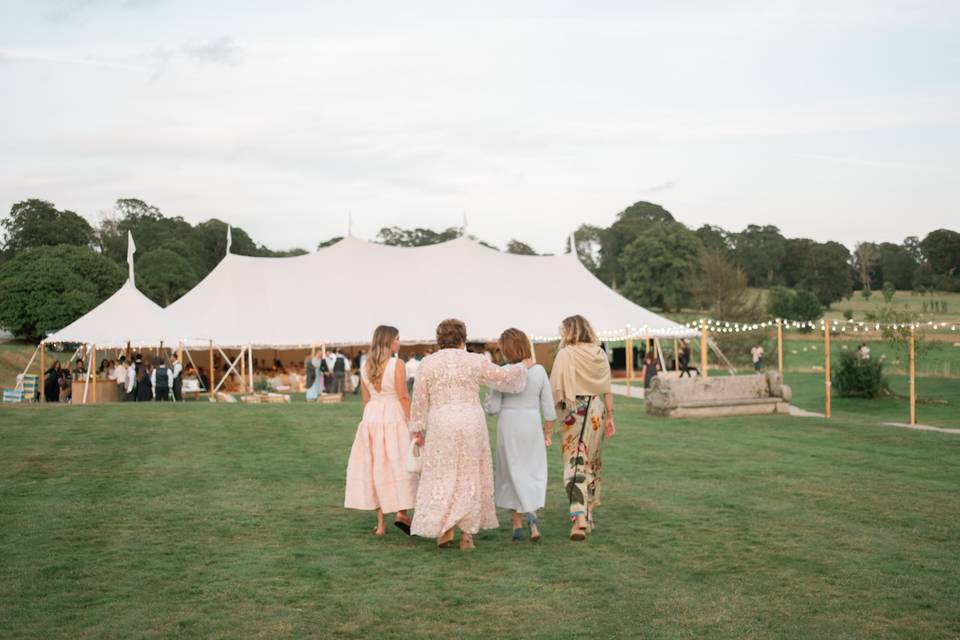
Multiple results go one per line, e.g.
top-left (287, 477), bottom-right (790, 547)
top-left (437, 528), bottom-right (454, 548)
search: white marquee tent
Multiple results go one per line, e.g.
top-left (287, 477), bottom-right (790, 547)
top-left (163, 235), bottom-right (696, 348)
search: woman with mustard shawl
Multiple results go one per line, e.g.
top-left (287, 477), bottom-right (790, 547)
top-left (548, 315), bottom-right (616, 541)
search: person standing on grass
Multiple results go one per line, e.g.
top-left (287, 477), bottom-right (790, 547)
top-left (111, 355), bottom-right (128, 399)
top-left (751, 344), bottom-right (764, 372)
top-left (549, 315), bottom-right (615, 542)
top-left (152, 357), bottom-right (172, 401)
top-left (642, 351), bottom-right (659, 389)
top-left (44, 361), bottom-right (62, 403)
top-left (170, 354), bottom-right (183, 401)
top-left (409, 319), bottom-right (530, 551)
top-left (344, 325), bottom-right (418, 536)
top-left (484, 328), bottom-right (555, 543)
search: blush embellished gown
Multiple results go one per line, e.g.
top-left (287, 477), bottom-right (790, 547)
top-left (408, 349), bottom-right (528, 538)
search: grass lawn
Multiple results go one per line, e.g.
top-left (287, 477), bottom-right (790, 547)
top-left (2, 391), bottom-right (960, 639)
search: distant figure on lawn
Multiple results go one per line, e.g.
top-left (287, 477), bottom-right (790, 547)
top-left (44, 361), bottom-right (62, 403)
top-left (856, 343), bottom-right (871, 361)
top-left (549, 315), bottom-right (615, 542)
top-left (642, 351), bottom-right (660, 389)
top-left (344, 325), bottom-right (417, 536)
top-left (678, 338), bottom-right (696, 378)
top-left (409, 318), bottom-right (529, 551)
top-left (751, 344), bottom-right (765, 371)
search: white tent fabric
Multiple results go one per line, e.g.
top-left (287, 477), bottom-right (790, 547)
top-left (42, 279), bottom-right (179, 348)
top-left (164, 236), bottom-right (696, 347)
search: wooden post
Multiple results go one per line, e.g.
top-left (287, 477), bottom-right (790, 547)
top-left (909, 325), bottom-right (916, 425)
top-left (125, 341), bottom-right (131, 362)
top-left (248, 345), bottom-right (254, 393)
top-left (528, 336), bottom-right (537, 363)
top-left (777, 318), bottom-right (784, 374)
top-left (209, 340), bottom-right (215, 397)
top-left (625, 329), bottom-right (634, 398)
top-left (39, 343), bottom-right (46, 401)
top-left (700, 320), bottom-right (708, 378)
top-left (91, 344), bottom-right (97, 403)
top-left (824, 321), bottom-right (831, 419)
top-left (673, 337), bottom-right (679, 374)
top-left (157, 341), bottom-right (162, 358)
top-left (240, 347), bottom-right (247, 393)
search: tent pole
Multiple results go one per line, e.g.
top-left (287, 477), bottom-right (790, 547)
top-left (91, 344), bottom-right (97, 403)
top-left (240, 346), bottom-right (246, 393)
top-left (126, 341), bottom-right (131, 361)
top-left (625, 327), bottom-right (633, 398)
top-left (209, 341), bottom-right (215, 399)
top-left (39, 343), bottom-right (46, 401)
top-left (248, 345), bottom-right (254, 392)
top-left (673, 338), bottom-right (679, 374)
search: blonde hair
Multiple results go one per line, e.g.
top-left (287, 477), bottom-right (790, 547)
top-left (365, 325), bottom-right (399, 388)
top-left (560, 315), bottom-right (599, 346)
top-left (498, 328), bottom-right (532, 364)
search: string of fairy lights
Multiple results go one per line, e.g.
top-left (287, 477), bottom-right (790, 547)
top-left (531, 317), bottom-right (959, 343)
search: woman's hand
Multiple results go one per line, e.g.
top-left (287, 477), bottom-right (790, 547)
top-left (413, 432), bottom-right (425, 447)
top-left (544, 433), bottom-right (552, 447)
top-left (604, 414), bottom-right (616, 439)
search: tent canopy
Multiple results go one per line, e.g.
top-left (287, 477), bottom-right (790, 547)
top-left (164, 235), bottom-right (696, 348)
top-left (42, 279), bottom-right (178, 348)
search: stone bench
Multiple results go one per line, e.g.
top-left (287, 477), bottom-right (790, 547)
top-left (645, 371), bottom-right (792, 418)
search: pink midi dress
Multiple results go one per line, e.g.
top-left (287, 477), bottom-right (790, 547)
top-left (408, 349), bottom-right (528, 538)
top-left (344, 357), bottom-right (418, 513)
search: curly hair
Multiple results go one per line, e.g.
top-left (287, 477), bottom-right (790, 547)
top-left (436, 318), bottom-right (467, 349)
top-left (560, 314), bottom-right (599, 346)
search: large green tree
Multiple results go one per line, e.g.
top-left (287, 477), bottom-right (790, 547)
top-left (0, 245), bottom-right (125, 340)
top-left (920, 229), bottom-right (960, 276)
top-left (877, 242), bottom-right (917, 290)
top-left (2, 199), bottom-right (96, 254)
top-left (595, 201), bottom-right (677, 288)
top-left (695, 224), bottom-right (731, 256)
top-left (797, 241), bottom-right (854, 307)
top-left (376, 226), bottom-right (461, 247)
top-left (136, 248), bottom-right (200, 306)
top-left (619, 222), bottom-right (702, 311)
top-left (730, 224), bottom-right (787, 287)
top-left (780, 238), bottom-right (816, 288)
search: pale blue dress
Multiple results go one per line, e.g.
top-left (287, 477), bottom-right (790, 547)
top-left (484, 364), bottom-right (557, 514)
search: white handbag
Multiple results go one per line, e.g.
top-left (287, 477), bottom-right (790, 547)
top-left (406, 439), bottom-right (423, 474)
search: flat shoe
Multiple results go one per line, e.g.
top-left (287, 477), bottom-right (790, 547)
top-left (394, 519), bottom-right (412, 536)
top-left (511, 528), bottom-right (524, 542)
top-left (569, 527), bottom-right (586, 542)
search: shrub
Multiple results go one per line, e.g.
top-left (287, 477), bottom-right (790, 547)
top-left (882, 281), bottom-right (896, 303)
top-left (861, 288), bottom-right (872, 301)
top-left (792, 289), bottom-right (823, 323)
top-left (833, 352), bottom-right (885, 398)
top-left (843, 309), bottom-right (854, 320)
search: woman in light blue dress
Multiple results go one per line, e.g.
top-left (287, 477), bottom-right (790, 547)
top-left (305, 351), bottom-right (323, 401)
top-left (484, 329), bottom-right (556, 542)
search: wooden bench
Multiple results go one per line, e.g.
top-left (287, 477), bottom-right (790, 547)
top-left (645, 371), bottom-right (792, 418)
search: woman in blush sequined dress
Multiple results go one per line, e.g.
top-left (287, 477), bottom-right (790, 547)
top-left (409, 319), bottom-right (530, 551)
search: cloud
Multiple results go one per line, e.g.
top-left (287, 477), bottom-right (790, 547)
top-left (641, 181), bottom-right (676, 193)
top-left (0, 47), bottom-right (146, 72)
top-left (182, 37), bottom-right (243, 66)
top-left (44, 0), bottom-right (163, 22)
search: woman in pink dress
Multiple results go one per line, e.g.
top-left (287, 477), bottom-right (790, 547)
top-left (344, 325), bottom-right (418, 536)
top-left (409, 319), bottom-right (530, 551)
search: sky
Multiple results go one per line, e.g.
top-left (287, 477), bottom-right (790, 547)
top-left (0, 0), bottom-right (958, 254)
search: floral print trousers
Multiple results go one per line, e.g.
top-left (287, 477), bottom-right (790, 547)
top-left (560, 395), bottom-right (605, 525)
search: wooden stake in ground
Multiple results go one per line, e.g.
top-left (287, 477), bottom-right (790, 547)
top-left (909, 324), bottom-right (916, 425)
top-left (39, 343), bottom-right (46, 402)
top-left (673, 337), bottom-right (679, 374)
top-left (824, 321), bottom-right (831, 419)
top-left (777, 318), bottom-right (784, 374)
top-left (700, 320), bottom-right (708, 378)
top-left (240, 347), bottom-right (247, 393)
top-left (625, 328), bottom-right (633, 398)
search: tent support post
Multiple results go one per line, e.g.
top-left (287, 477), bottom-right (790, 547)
top-left (91, 344), bottom-right (97, 403)
top-left (209, 341), bottom-right (215, 399)
top-left (625, 327), bottom-right (633, 398)
top-left (39, 343), bottom-right (46, 401)
top-left (240, 346), bottom-right (246, 392)
top-left (655, 337), bottom-right (666, 373)
top-left (248, 345), bottom-right (254, 393)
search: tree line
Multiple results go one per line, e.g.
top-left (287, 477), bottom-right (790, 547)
top-left (0, 196), bottom-right (957, 341)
